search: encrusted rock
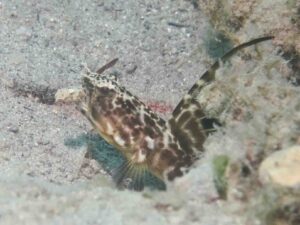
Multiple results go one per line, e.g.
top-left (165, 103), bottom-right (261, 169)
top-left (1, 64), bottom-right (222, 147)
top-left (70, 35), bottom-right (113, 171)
top-left (259, 145), bottom-right (300, 188)
top-left (197, 0), bottom-right (300, 82)
top-left (197, 0), bottom-right (300, 54)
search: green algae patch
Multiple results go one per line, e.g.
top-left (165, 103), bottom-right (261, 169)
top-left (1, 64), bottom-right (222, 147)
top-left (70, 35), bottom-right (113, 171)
top-left (212, 155), bottom-right (230, 199)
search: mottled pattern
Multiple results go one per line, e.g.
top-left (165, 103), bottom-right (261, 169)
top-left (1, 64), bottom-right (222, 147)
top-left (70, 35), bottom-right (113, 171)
top-left (79, 36), bottom-right (273, 190)
top-left (79, 62), bottom-right (187, 188)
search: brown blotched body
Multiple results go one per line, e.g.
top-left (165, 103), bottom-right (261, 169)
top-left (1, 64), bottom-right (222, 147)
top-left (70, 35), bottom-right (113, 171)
top-left (80, 65), bottom-right (192, 188)
top-left (79, 36), bottom-right (273, 190)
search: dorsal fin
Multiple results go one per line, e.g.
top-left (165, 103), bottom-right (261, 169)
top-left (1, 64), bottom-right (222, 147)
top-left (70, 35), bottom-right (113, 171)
top-left (185, 36), bottom-right (274, 97)
top-left (96, 58), bottom-right (118, 75)
top-left (168, 36), bottom-right (274, 155)
top-left (83, 58), bottom-right (119, 89)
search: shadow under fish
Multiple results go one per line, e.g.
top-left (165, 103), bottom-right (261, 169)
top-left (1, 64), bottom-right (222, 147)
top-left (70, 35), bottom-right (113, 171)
top-left (64, 133), bottom-right (166, 191)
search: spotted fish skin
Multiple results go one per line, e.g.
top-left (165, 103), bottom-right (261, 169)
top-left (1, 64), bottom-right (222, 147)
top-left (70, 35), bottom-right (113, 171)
top-left (79, 36), bottom-right (273, 190)
top-left (79, 66), bottom-right (190, 185)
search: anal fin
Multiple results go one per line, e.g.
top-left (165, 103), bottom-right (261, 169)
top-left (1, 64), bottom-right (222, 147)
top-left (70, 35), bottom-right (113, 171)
top-left (112, 160), bottom-right (166, 191)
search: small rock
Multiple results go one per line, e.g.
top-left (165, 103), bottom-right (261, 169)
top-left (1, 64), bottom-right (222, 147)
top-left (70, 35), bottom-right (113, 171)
top-left (259, 146), bottom-right (300, 188)
top-left (0, 77), bottom-right (16, 88)
top-left (16, 26), bottom-right (32, 40)
top-left (7, 53), bottom-right (26, 66)
top-left (7, 126), bottom-right (19, 133)
top-left (37, 140), bottom-right (50, 145)
top-left (55, 88), bottom-right (83, 103)
top-left (126, 64), bottom-right (137, 74)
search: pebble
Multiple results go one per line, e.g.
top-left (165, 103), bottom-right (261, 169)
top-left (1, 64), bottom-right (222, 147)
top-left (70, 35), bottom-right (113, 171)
top-left (259, 145), bottom-right (300, 188)
top-left (55, 88), bottom-right (83, 103)
top-left (16, 26), bottom-right (32, 40)
top-left (7, 126), bottom-right (19, 133)
top-left (126, 64), bottom-right (137, 74)
top-left (0, 77), bottom-right (15, 88)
